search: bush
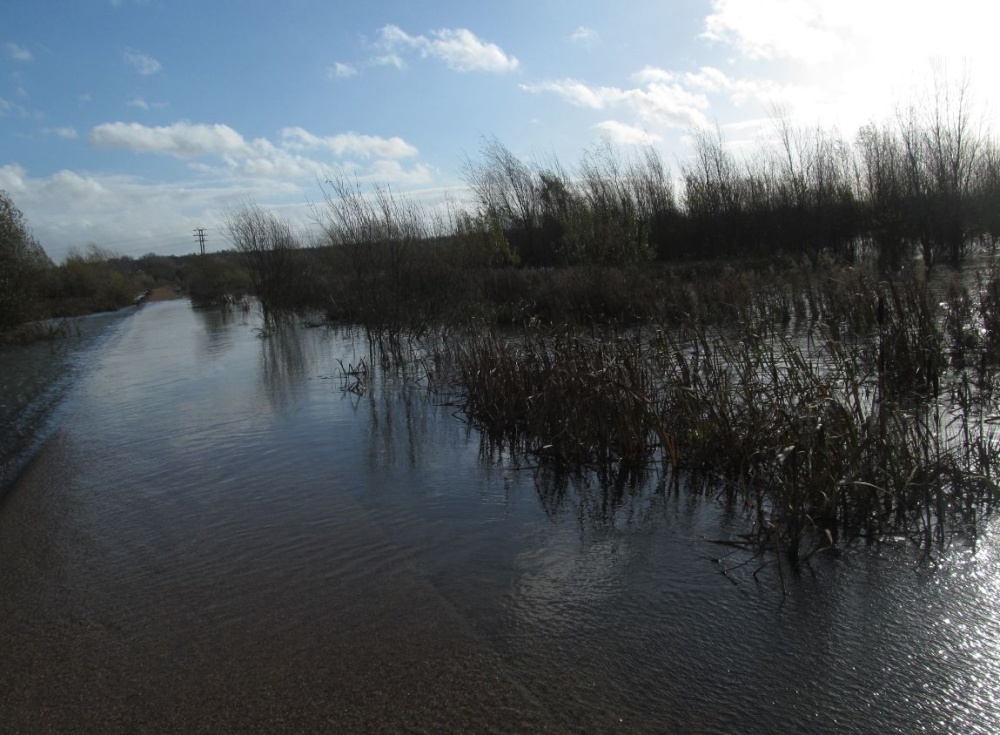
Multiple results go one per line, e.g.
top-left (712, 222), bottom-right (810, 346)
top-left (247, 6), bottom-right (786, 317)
top-left (0, 190), bottom-right (51, 330)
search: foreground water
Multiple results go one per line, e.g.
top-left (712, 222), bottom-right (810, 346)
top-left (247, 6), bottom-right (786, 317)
top-left (1, 300), bottom-right (999, 733)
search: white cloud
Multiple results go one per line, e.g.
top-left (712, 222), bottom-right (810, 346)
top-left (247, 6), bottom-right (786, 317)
top-left (7, 119), bottom-right (433, 259)
top-left (520, 79), bottom-right (610, 109)
top-left (373, 53), bottom-right (406, 69)
top-left (330, 62), bottom-right (357, 79)
top-left (361, 160), bottom-right (433, 186)
top-left (280, 127), bottom-right (418, 158)
top-left (0, 163), bottom-right (28, 195)
top-left (1, 162), bottom-right (316, 261)
top-left (702, 0), bottom-right (849, 63)
top-left (679, 65), bottom-right (818, 109)
top-left (593, 121), bottom-right (661, 145)
top-left (0, 96), bottom-right (31, 118)
top-left (695, 0), bottom-right (1000, 134)
top-left (41, 127), bottom-right (78, 139)
top-left (91, 121), bottom-right (250, 158)
top-left (522, 76), bottom-right (711, 129)
top-left (6, 43), bottom-right (32, 62)
top-left (2, 158), bottom-right (440, 261)
top-left (126, 97), bottom-right (167, 111)
top-left (88, 121), bottom-right (423, 171)
top-left (85, 121), bottom-right (427, 189)
top-left (376, 25), bottom-right (519, 73)
top-left (702, 1), bottom-right (1000, 73)
top-left (124, 49), bottom-right (162, 75)
top-left (523, 61), bottom-right (836, 143)
top-left (569, 27), bottom-right (599, 45)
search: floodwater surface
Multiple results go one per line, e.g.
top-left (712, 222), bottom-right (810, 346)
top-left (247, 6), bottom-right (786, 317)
top-left (1, 300), bottom-right (999, 733)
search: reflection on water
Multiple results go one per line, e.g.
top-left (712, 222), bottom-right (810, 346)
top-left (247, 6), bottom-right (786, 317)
top-left (0, 309), bottom-right (132, 495)
top-left (1, 299), bottom-right (1000, 733)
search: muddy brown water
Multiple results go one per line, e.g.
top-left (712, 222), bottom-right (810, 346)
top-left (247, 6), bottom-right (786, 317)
top-left (1, 300), bottom-right (999, 733)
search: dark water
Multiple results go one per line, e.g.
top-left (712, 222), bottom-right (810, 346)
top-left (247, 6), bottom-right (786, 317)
top-left (2, 300), bottom-right (999, 734)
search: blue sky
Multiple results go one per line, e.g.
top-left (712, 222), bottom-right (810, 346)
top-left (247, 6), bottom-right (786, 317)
top-left (2, 0), bottom-right (997, 261)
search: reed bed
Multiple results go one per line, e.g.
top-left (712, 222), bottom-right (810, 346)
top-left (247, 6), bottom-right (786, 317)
top-left (441, 270), bottom-right (1000, 565)
top-left (455, 328), bottom-right (667, 467)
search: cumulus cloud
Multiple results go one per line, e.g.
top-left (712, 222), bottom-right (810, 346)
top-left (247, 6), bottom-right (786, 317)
top-left (91, 121), bottom-right (250, 158)
top-left (6, 43), bottom-right (32, 62)
top-left (86, 120), bottom-right (427, 186)
top-left (8, 119), bottom-right (433, 258)
top-left (280, 128), bottom-right (418, 158)
top-left (375, 25), bottom-right (519, 73)
top-left (124, 49), bottom-right (162, 75)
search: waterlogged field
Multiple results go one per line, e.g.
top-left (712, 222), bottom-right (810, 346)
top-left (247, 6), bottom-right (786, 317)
top-left (1, 299), bottom-right (1000, 733)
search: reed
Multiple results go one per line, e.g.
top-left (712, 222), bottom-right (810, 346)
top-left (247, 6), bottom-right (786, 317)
top-left (454, 327), bottom-right (667, 468)
top-left (444, 268), bottom-right (1000, 565)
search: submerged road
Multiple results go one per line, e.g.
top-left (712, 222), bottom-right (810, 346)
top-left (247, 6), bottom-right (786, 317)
top-left (0, 301), bottom-right (554, 733)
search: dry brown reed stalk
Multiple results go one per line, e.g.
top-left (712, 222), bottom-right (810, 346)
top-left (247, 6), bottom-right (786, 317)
top-left (454, 327), bottom-right (667, 468)
top-left (336, 256), bottom-right (1000, 567)
top-left (657, 299), bottom-right (999, 565)
top-left (448, 270), bottom-right (1000, 566)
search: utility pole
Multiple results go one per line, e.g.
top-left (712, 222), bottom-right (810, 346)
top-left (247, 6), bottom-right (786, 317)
top-left (193, 228), bottom-right (207, 255)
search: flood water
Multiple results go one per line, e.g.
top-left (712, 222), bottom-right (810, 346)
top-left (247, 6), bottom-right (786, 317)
top-left (2, 299), bottom-right (1000, 733)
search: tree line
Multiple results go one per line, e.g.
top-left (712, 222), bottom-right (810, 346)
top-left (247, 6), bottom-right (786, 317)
top-left (461, 89), bottom-right (997, 270)
top-left (4, 86), bottom-right (1000, 334)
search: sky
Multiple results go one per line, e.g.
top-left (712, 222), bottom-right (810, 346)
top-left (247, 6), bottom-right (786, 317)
top-left (2, 0), bottom-right (999, 262)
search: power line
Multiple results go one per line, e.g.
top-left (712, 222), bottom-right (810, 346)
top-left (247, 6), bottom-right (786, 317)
top-left (193, 227), bottom-right (207, 255)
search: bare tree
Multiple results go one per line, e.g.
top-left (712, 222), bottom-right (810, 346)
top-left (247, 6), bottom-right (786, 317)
top-left (224, 200), bottom-right (300, 318)
top-left (462, 137), bottom-right (547, 264)
top-left (320, 175), bottom-right (430, 336)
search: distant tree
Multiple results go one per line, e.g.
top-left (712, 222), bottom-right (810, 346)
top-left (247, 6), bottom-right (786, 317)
top-left (463, 137), bottom-right (547, 265)
top-left (224, 200), bottom-right (300, 318)
top-left (0, 190), bottom-right (51, 330)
